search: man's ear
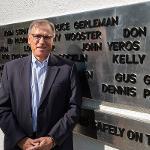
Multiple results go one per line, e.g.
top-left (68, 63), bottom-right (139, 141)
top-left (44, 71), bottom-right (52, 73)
top-left (28, 35), bottom-right (31, 45)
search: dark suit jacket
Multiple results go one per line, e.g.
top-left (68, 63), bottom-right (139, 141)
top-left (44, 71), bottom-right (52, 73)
top-left (0, 54), bottom-right (81, 150)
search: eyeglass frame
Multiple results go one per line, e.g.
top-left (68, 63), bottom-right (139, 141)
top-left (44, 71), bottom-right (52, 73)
top-left (31, 34), bottom-right (54, 41)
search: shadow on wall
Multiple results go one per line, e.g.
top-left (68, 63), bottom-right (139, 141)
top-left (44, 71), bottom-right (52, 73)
top-left (63, 45), bottom-right (100, 140)
top-left (66, 44), bottom-right (92, 98)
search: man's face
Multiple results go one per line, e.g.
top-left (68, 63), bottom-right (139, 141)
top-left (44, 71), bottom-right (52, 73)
top-left (28, 23), bottom-right (54, 61)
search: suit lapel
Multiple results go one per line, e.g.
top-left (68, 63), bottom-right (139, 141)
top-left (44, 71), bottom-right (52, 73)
top-left (20, 56), bottom-right (32, 114)
top-left (39, 54), bottom-right (59, 106)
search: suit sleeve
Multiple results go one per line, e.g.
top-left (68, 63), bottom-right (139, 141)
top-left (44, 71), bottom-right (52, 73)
top-left (48, 63), bottom-right (82, 145)
top-left (0, 64), bottom-right (26, 147)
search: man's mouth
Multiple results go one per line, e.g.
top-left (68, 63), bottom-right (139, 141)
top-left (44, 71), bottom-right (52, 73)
top-left (37, 47), bottom-right (46, 51)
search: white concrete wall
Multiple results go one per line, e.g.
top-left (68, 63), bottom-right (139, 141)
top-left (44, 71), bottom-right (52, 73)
top-left (0, 0), bottom-right (150, 25)
top-left (0, 0), bottom-right (150, 150)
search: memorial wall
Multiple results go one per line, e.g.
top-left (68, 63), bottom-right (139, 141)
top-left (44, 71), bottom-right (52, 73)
top-left (1, 2), bottom-right (150, 150)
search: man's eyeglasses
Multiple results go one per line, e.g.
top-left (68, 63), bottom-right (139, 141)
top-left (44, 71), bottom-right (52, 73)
top-left (31, 34), bottom-right (54, 41)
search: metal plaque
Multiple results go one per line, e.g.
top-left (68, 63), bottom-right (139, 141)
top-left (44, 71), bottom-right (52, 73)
top-left (1, 1), bottom-right (150, 149)
top-left (1, 2), bottom-right (150, 108)
top-left (95, 110), bottom-right (150, 150)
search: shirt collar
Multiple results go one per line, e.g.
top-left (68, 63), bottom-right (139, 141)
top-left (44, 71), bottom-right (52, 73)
top-left (32, 53), bottom-right (50, 67)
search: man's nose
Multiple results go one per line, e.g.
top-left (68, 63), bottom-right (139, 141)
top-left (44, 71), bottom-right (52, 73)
top-left (39, 37), bottom-right (45, 43)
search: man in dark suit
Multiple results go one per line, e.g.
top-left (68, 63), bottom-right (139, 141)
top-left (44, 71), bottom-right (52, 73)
top-left (0, 19), bottom-right (81, 150)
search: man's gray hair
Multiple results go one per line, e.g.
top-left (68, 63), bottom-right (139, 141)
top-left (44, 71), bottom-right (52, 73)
top-left (28, 19), bottom-right (55, 37)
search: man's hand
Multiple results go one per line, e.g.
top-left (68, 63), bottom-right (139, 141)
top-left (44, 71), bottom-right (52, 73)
top-left (32, 137), bottom-right (54, 150)
top-left (18, 137), bottom-right (39, 150)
